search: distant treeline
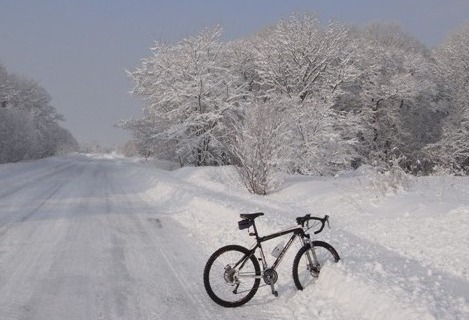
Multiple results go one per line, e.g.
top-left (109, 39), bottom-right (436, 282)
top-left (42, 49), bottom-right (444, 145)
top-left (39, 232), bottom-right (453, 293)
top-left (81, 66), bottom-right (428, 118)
top-left (121, 14), bottom-right (469, 194)
top-left (0, 64), bottom-right (78, 164)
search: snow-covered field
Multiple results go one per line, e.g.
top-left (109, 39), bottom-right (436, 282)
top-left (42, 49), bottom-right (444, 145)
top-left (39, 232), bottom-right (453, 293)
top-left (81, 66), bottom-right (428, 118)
top-left (0, 155), bottom-right (467, 319)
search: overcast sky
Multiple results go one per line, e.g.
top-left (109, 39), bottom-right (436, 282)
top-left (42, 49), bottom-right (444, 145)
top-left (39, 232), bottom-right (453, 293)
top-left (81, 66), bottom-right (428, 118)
top-left (1, 0), bottom-right (468, 147)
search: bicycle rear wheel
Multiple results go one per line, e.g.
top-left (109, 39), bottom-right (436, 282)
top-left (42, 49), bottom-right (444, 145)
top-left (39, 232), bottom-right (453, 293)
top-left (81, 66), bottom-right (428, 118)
top-left (203, 245), bottom-right (261, 307)
top-left (292, 241), bottom-right (340, 290)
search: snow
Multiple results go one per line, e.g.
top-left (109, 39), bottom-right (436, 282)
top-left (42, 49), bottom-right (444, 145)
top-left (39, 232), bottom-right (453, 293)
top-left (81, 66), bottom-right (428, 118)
top-left (0, 155), bottom-right (468, 319)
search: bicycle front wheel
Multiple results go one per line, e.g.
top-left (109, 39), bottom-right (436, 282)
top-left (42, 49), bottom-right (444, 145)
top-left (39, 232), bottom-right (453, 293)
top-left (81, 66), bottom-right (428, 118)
top-left (203, 245), bottom-right (261, 307)
top-left (292, 241), bottom-right (340, 290)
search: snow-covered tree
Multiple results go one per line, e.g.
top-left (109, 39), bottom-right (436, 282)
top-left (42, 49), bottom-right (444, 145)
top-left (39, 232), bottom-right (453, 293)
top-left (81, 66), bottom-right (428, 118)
top-left (346, 23), bottom-right (442, 169)
top-left (122, 14), bottom-right (469, 190)
top-left (251, 14), bottom-right (360, 174)
top-left (426, 24), bottom-right (469, 173)
top-left (118, 115), bottom-right (171, 161)
top-left (129, 26), bottom-right (243, 166)
top-left (118, 140), bottom-right (139, 157)
top-left (0, 64), bottom-right (77, 163)
top-left (50, 125), bottom-right (79, 155)
top-left (0, 65), bottom-right (10, 108)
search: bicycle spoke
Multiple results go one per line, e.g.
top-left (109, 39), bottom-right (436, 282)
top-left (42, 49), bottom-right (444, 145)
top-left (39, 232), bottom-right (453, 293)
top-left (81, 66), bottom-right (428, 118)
top-left (205, 247), bottom-right (259, 305)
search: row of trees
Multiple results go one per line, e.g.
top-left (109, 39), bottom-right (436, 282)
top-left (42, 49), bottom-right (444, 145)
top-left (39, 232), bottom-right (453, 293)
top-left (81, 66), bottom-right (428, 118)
top-left (0, 64), bottom-right (78, 164)
top-left (122, 14), bottom-right (469, 194)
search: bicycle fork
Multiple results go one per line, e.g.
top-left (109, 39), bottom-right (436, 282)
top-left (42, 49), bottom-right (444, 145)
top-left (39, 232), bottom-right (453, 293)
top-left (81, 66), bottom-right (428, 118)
top-left (304, 237), bottom-right (320, 275)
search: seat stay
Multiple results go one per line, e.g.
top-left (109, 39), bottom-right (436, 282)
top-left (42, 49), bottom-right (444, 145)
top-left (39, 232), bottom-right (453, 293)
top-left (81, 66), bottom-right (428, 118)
top-left (234, 246), bottom-right (259, 270)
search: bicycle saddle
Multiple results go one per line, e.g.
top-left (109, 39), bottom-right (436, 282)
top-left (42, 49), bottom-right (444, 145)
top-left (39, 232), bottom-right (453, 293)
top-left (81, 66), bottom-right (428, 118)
top-left (239, 212), bottom-right (264, 220)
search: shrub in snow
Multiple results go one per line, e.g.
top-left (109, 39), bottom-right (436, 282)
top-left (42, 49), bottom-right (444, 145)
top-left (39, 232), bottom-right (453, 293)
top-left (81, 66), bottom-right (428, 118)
top-left (228, 101), bottom-right (290, 195)
top-left (365, 160), bottom-right (413, 197)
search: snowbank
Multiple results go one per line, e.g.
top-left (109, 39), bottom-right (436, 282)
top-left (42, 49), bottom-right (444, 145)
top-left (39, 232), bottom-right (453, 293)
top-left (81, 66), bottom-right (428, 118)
top-left (141, 164), bottom-right (469, 319)
top-left (0, 155), bottom-right (467, 319)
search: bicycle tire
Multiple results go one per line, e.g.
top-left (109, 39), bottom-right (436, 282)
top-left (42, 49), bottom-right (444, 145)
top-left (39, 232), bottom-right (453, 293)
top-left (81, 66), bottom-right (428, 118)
top-left (203, 245), bottom-right (261, 307)
top-left (292, 241), bottom-right (340, 290)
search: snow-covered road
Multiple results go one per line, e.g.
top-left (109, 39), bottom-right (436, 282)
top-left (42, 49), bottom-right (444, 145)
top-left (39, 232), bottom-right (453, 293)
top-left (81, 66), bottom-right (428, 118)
top-left (0, 155), bottom-right (468, 320)
top-left (0, 156), bottom-right (269, 320)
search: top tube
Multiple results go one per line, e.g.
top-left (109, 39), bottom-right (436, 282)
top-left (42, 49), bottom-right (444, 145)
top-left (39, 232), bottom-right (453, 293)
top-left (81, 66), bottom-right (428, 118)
top-left (258, 225), bottom-right (305, 243)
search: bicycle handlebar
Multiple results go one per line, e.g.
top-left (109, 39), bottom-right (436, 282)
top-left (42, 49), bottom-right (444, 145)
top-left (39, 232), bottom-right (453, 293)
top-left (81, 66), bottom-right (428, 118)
top-left (296, 214), bottom-right (330, 234)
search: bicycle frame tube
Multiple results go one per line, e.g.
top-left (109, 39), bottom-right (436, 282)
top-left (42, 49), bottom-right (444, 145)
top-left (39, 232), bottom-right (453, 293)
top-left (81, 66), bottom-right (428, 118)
top-left (235, 225), bottom-right (307, 277)
top-left (233, 248), bottom-right (262, 279)
top-left (258, 226), bottom-right (305, 242)
top-left (271, 233), bottom-right (297, 270)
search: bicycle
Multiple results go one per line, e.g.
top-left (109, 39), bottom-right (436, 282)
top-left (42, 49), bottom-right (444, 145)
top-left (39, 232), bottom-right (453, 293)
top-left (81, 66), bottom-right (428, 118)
top-left (203, 212), bottom-right (340, 307)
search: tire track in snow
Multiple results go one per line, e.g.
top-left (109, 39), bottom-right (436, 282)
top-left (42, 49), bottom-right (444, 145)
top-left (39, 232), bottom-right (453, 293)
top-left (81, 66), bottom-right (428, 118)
top-left (0, 182), bottom-right (62, 239)
top-left (0, 166), bottom-right (83, 319)
top-left (0, 160), bottom-right (78, 200)
top-left (0, 158), bottom-right (110, 319)
top-left (105, 162), bottom-right (278, 320)
top-left (104, 167), bottom-right (219, 320)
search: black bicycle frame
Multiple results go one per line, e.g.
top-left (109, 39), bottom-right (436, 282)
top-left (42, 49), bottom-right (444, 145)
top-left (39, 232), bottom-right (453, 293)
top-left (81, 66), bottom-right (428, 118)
top-left (235, 224), bottom-right (309, 272)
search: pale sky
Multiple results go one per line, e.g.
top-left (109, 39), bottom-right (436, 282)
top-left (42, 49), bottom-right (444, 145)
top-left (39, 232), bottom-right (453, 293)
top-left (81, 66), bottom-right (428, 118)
top-left (1, 0), bottom-right (468, 146)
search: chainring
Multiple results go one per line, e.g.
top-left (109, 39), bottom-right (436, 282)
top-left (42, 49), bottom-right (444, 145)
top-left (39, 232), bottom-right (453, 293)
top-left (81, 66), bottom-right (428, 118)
top-left (263, 268), bottom-right (278, 285)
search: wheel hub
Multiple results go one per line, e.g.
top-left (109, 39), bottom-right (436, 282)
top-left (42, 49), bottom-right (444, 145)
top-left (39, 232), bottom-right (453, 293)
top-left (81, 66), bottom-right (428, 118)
top-left (307, 263), bottom-right (320, 277)
top-left (224, 265), bottom-right (238, 285)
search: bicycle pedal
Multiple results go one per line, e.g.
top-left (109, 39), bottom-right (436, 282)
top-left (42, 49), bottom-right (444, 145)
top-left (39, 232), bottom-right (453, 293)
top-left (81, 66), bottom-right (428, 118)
top-left (273, 291), bottom-right (278, 297)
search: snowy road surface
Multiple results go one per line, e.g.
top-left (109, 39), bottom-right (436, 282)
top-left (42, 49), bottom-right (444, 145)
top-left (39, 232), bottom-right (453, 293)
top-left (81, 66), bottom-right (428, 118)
top-left (0, 156), bottom-right (271, 320)
top-left (0, 155), bottom-right (468, 320)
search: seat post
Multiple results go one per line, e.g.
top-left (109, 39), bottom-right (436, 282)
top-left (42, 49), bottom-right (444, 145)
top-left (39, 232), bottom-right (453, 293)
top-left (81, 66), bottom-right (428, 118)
top-left (251, 219), bottom-right (268, 269)
top-left (251, 220), bottom-right (261, 242)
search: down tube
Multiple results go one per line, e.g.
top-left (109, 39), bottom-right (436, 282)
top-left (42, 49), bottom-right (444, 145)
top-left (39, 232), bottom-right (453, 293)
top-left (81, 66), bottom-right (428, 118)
top-left (272, 234), bottom-right (297, 270)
